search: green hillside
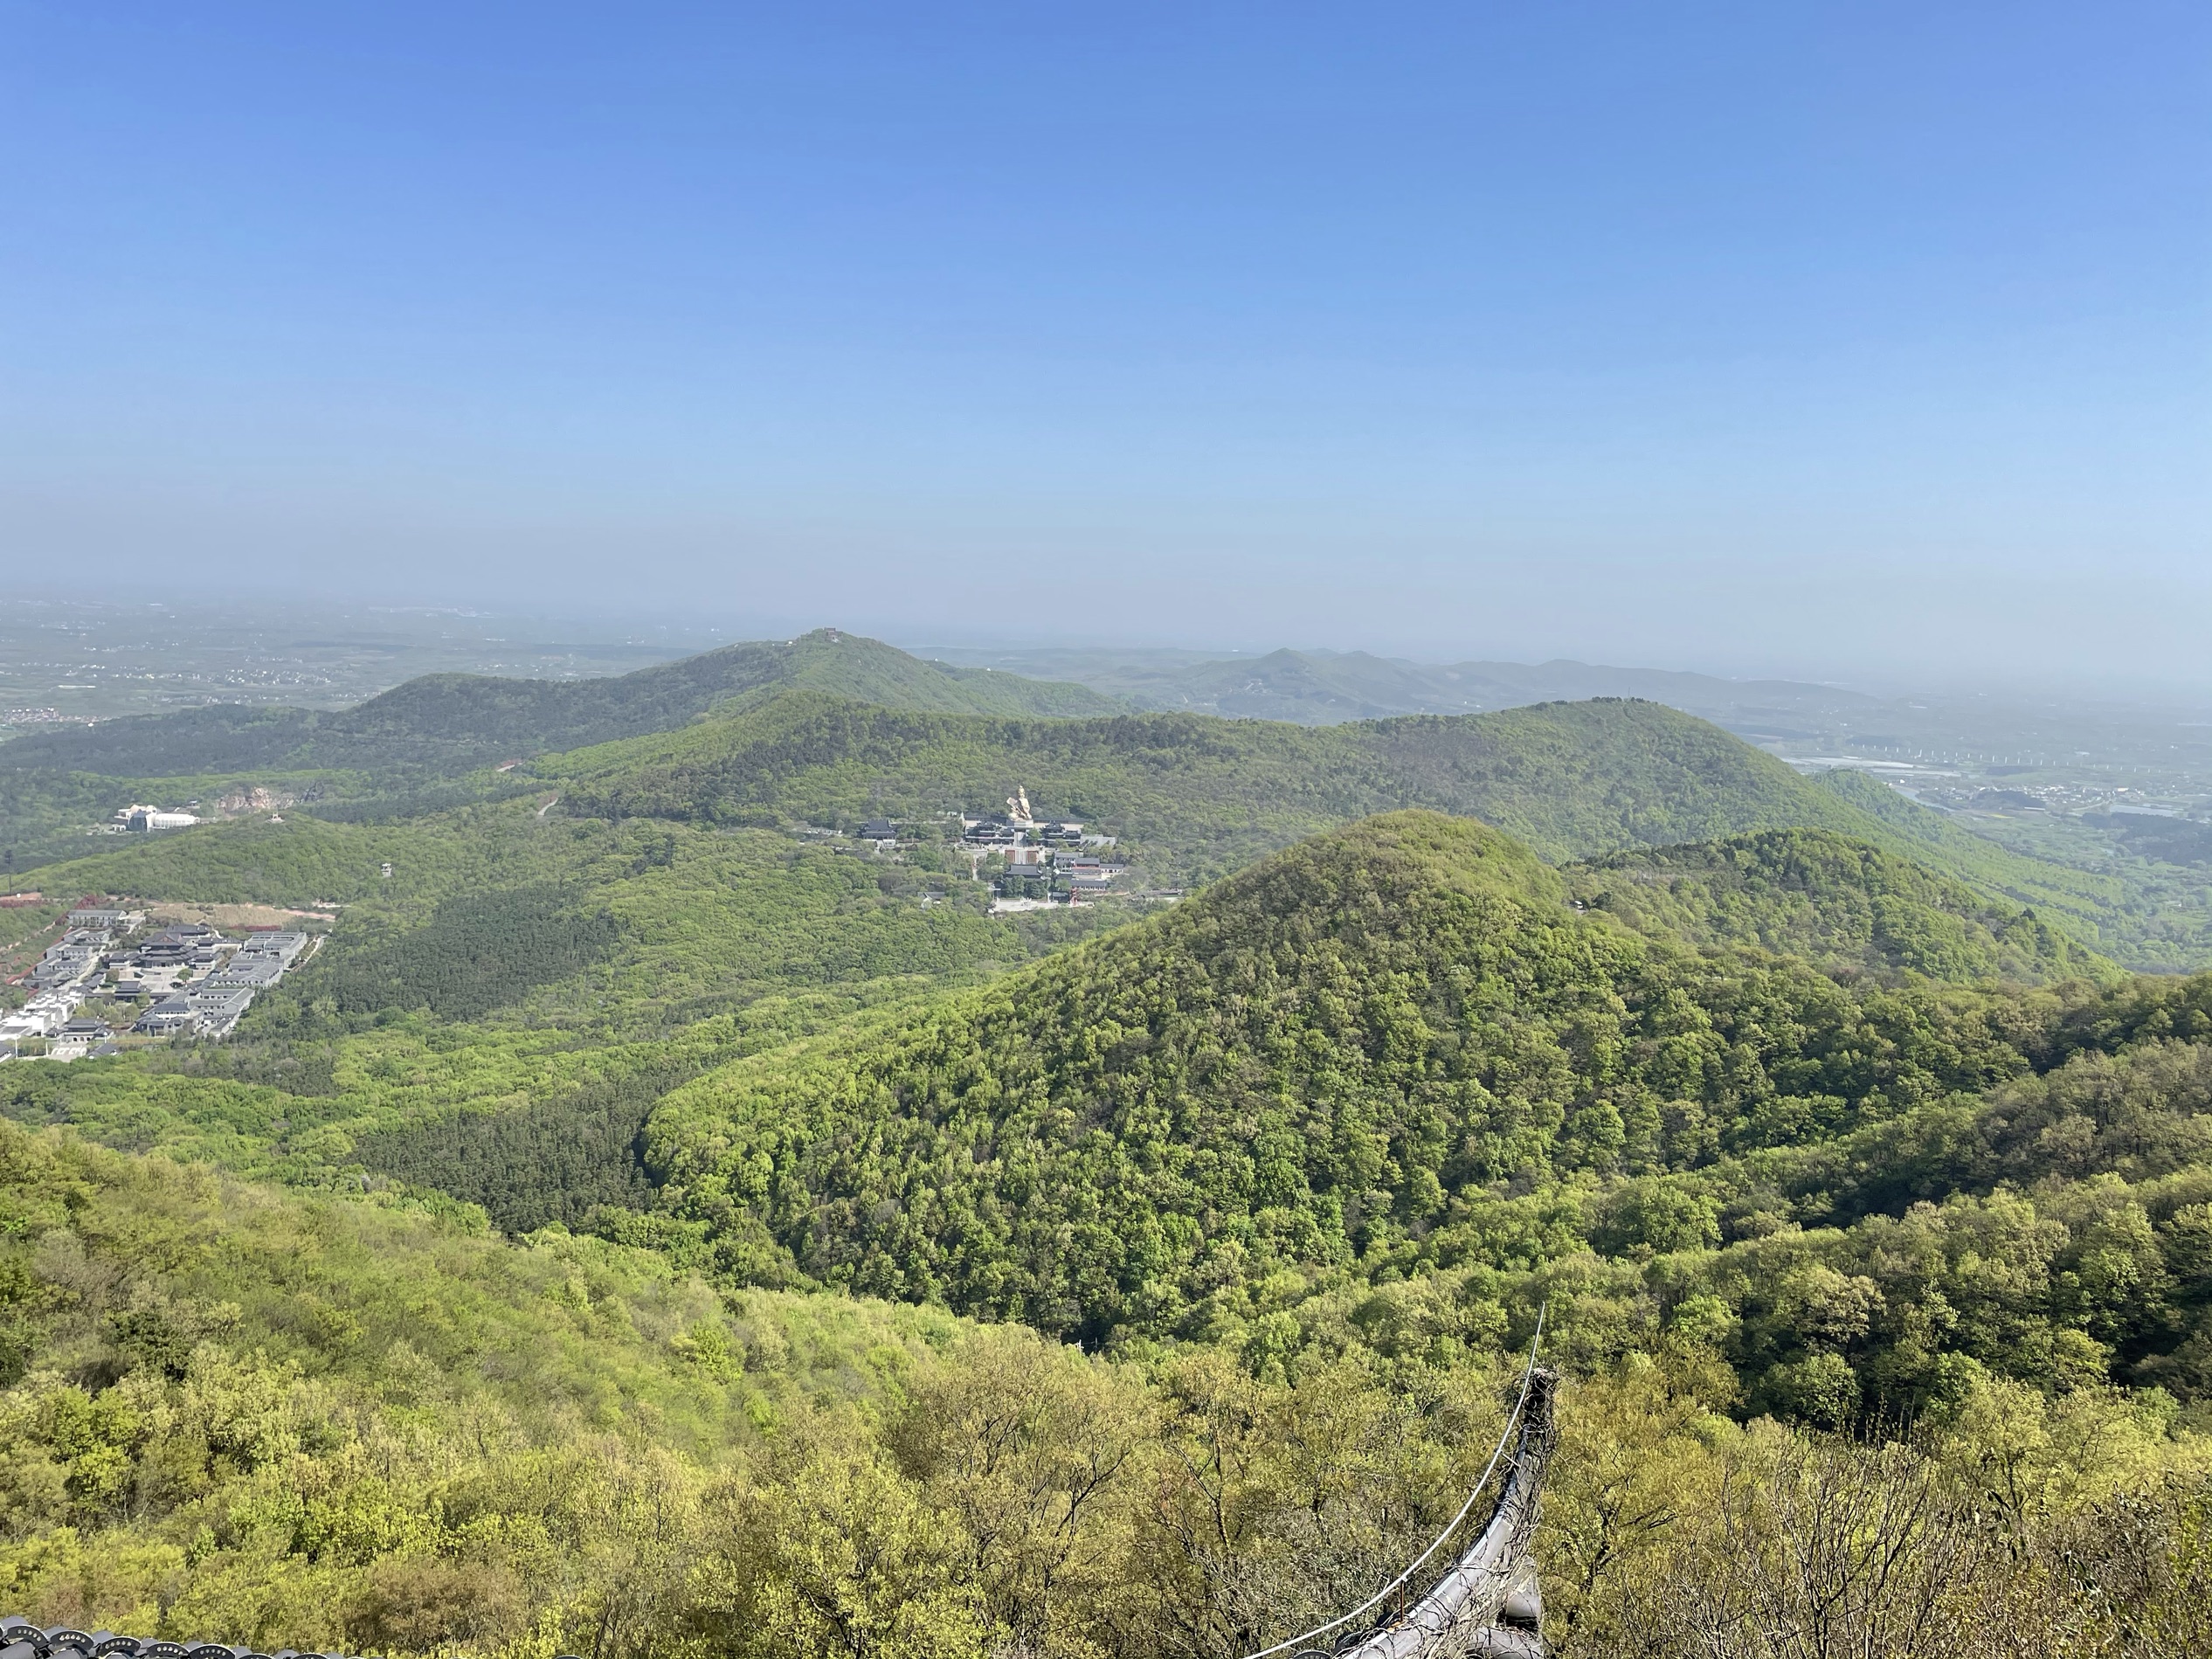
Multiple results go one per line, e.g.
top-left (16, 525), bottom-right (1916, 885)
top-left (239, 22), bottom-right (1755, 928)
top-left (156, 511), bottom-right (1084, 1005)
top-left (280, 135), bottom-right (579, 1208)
top-left (0, 633), bottom-right (1120, 871)
top-left (543, 687), bottom-right (2151, 953)
top-left (1566, 827), bottom-right (2113, 984)
top-left (13, 675), bottom-right (2174, 968)
top-left (0, 630), bottom-right (1118, 778)
top-left (1805, 767), bottom-right (2202, 971)
top-left (7, 798), bottom-right (1117, 1024)
top-left (0, 762), bottom-right (418, 882)
top-left (18, 681), bottom-right (2173, 1039)
top-left (0, 794), bottom-right (1130, 1231)
top-left (0, 691), bottom-right (2126, 1273)
top-left (0, 1116), bottom-right (976, 1649)
top-left (6, 1117), bottom-right (2184, 1657)
top-left (644, 811), bottom-right (2212, 1416)
top-left (1, 815), bottom-right (2208, 1652)
top-left (2, 806), bottom-right (2108, 1234)
top-left (546, 688), bottom-right (1885, 880)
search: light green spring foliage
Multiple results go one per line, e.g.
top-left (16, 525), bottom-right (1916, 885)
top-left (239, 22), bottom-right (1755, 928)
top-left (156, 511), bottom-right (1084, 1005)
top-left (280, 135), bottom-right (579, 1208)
top-left (1566, 826), bottom-right (2113, 984)
top-left (0, 1115), bottom-right (2202, 1658)
top-left (17, 799), bottom-right (1111, 1027)
top-left (3, 1004), bottom-right (792, 1184)
top-left (533, 689), bottom-right (2163, 964)
top-left (1807, 766), bottom-right (2182, 966)
top-left (640, 812), bottom-right (2212, 1425)
top-left (1, 797), bottom-right (1123, 1250)
top-left (0, 1117), bottom-right (964, 1647)
top-left (14, 686), bottom-right (2172, 992)
top-left (2, 679), bottom-right (2209, 1650)
top-left (1804, 765), bottom-right (2212, 977)
top-left (14, 805), bottom-right (2209, 1427)
top-left (542, 689), bottom-right (1898, 881)
top-left (2, 799), bottom-right (2210, 1651)
top-left (14, 653), bottom-right (2205, 971)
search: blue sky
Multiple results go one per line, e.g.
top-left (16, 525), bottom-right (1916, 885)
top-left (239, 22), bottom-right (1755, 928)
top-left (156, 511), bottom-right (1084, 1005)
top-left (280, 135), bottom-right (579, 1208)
top-left (3, 3), bottom-right (2207, 688)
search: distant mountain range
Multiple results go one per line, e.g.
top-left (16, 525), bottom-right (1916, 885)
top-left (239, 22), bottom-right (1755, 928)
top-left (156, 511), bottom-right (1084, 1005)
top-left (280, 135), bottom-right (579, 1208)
top-left (913, 644), bottom-right (1876, 734)
top-left (0, 628), bottom-right (2157, 964)
top-left (0, 629), bottom-right (1119, 779)
top-left (0, 632), bottom-right (1880, 785)
top-left (3, 626), bottom-right (2200, 970)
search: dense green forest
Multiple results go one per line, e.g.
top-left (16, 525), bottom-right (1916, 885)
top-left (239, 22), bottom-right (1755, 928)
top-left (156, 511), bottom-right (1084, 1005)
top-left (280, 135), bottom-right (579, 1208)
top-left (11, 627), bottom-right (2209, 970)
top-left (642, 812), bottom-right (2212, 1421)
top-left (1920, 799), bottom-right (2212, 973)
top-left (0, 702), bottom-right (2127, 1234)
top-left (18, 686), bottom-right (2119, 1044)
top-left (1802, 765), bottom-right (2190, 965)
top-left (7, 799), bottom-right (1119, 1027)
top-left (1566, 826), bottom-right (2112, 984)
top-left (540, 688), bottom-right (2187, 966)
top-left (4, 669), bottom-right (2212, 1652)
top-left (543, 689), bottom-right (1884, 875)
top-left (17, 687), bottom-right (1893, 911)
top-left (0, 1116), bottom-right (2202, 1656)
top-left (8, 641), bottom-right (2202, 968)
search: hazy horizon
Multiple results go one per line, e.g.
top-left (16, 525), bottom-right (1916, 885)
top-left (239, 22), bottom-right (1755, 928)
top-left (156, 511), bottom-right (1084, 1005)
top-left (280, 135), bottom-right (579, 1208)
top-left (6, 3), bottom-right (2207, 695)
top-left (10, 589), bottom-right (2211, 712)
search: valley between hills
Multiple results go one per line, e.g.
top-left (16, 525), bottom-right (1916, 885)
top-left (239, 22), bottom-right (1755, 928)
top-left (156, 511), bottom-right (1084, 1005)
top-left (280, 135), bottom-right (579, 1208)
top-left (0, 632), bottom-right (2206, 1656)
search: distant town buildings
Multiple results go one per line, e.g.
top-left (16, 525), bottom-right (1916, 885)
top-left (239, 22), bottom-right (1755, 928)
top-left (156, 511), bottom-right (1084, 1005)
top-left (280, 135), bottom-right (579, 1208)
top-left (0, 707), bottom-right (93, 727)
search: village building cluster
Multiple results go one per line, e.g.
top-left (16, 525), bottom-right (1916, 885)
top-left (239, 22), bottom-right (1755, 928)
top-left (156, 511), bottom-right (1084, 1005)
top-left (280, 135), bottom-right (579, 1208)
top-left (1, 906), bottom-right (315, 1059)
top-left (953, 788), bottom-right (1129, 909)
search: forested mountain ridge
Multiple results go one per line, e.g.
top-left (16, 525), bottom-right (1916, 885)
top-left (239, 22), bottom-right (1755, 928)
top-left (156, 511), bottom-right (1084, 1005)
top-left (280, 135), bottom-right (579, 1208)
top-left (546, 688), bottom-right (1887, 878)
top-left (3, 791), bottom-right (2210, 1654)
top-left (0, 785), bottom-right (1132, 1239)
top-left (1801, 765), bottom-right (2150, 954)
top-left (4, 796), bottom-right (1109, 1027)
top-left (0, 633), bottom-right (1122, 871)
top-left (3, 660), bottom-right (2160, 966)
top-left (1567, 827), bottom-right (2112, 985)
top-left (0, 778), bottom-right (2112, 1297)
top-left (643, 811), bottom-right (2212, 1419)
top-left (542, 688), bottom-right (2140, 945)
top-left (0, 629), bottom-right (1117, 781)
